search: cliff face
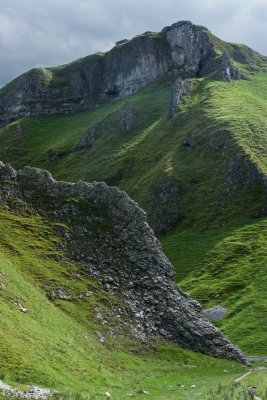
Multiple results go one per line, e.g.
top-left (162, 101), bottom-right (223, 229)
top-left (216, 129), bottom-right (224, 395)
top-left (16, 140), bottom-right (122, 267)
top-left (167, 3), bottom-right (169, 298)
top-left (0, 20), bottom-right (258, 126)
top-left (0, 161), bottom-right (246, 362)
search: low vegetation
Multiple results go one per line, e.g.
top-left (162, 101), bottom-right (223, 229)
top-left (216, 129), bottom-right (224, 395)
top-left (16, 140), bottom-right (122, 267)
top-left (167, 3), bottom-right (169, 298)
top-left (0, 39), bottom-right (267, 398)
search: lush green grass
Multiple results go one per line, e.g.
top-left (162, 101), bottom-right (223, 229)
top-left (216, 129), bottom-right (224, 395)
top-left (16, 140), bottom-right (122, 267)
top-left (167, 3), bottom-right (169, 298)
top-left (204, 71), bottom-right (267, 174)
top-left (1, 59), bottom-right (267, 397)
top-left (162, 218), bottom-right (267, 355)
top-left (0, 208), bottom-right (248, 399)
top-left (1, 70), bottom-right (267, 355)
top-left (1, 72), bottom-right (267, 232)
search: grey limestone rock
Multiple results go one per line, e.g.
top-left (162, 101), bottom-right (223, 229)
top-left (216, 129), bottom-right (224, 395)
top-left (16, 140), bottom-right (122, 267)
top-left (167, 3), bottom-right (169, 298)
top-left (150, 176), bottom-right (182, 234)
top-left (118, 106), bottom-right (135, 131)
top-left (204, 305), bottom-right (228, 321)
top-left (0, 380), bottom-right (53, 399)
top-left (0, 161), bottom-right (246, 362)
top-left (217, 51), bottom-right (241, 82)
top-left (74, 129), bottom-right (95, 152)
top-left (163, 21), bottom-right (213, 77)
top-left (169, 78), bottom-right (193, 117)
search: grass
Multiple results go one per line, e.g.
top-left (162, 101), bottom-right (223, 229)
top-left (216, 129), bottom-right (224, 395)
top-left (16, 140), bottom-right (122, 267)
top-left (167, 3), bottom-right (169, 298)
top-left (0, 70), bottom-right (267, 356)
top-left (0, 47), bottom-right (267, 398)
top-left (0, 207), bottom-right (251, 399)
top-left (1, 71), bottom-right (267, 232)
top-left (162, 218), bottom-right (267, 355)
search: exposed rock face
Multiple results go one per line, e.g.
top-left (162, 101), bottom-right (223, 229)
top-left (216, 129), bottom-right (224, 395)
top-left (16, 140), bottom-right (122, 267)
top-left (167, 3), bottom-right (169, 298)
top-left (163, 21), bottom-right (213, 77)
top-left (0, 161), bottom-right (246, 362)
top-left (118, 106), bottom-right (135, 132)
top-left (74, 129), bottom-right (95, 152)
top-left (169, 78), bottom-right (193, 117)
top-left (0, 20), bottom-right (260, 126)
top-left (150, 176), bottom-right (182, 234)
top-left (217, 51), bottom-right (241, 82)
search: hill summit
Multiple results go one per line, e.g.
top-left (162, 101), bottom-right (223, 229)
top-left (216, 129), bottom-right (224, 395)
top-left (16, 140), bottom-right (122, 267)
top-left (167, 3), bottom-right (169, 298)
top-left (0, 20), bottom-right (265, 126)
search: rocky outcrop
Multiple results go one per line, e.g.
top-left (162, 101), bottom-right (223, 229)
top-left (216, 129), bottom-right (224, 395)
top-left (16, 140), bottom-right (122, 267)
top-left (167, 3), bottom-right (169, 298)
top-left (150, 176), bottom-right (182, 234)
top-left (0, 380), bottom-right (53, 399)
top-left (169, 78), bottom-right (193, 117)
top-left (204, 305), bottom-right (228, 321)
top-left (74, 129), bottom-right (95, 152)
top-left (1, 20), bottom-right (263, 127)
top-left (0, 161), bottom-right (246, 362)
top-left (163, 21), bottom-right (213, 77)
top-left (117, 106), bottom-right (135, 132)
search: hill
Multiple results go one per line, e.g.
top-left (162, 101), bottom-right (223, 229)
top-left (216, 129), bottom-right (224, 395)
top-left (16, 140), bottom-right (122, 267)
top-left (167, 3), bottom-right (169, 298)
top-left (0, 19), bottom-right (267, 398)
top-left (0, 161), bottom-right (249, 399)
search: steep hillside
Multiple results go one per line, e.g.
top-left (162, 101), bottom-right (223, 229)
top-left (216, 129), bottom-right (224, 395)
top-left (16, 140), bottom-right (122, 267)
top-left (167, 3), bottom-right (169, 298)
top-left (0, 231), bottom-right (247, 399)
top-left (0, 162), bottom-right (250, 399)
top-left (162, 218), bottom-right (267, 354)
top-left (0, 70), bottom-right (267, 234)
top-left (0, 22), bottom-right (266, 360)
top-left (0, 20), bottom-right (267, 397)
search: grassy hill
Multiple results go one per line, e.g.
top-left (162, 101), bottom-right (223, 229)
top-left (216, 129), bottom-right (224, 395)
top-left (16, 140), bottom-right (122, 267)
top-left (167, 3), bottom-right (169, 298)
top-left (0, 199), bottom-right (250, 400)
top-left (0, 27), bottom-right (267, 397)
top-left (0, 68), bottom-right (267, 357)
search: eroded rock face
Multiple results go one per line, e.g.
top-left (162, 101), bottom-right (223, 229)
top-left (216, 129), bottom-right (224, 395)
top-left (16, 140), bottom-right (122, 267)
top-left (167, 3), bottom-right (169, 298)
top-left (169, 78), bottom-right (193, 117)
top-left (0, 161), bottom-right (246, 362)
top-left (150, 176), bottom-right (182, 234)
top-left (163, 21), bottom-right (213, 77)
top-left (74, 129), bottom-right (95, 152)
top-left (0, 21), bottom-right (252, 126)
top-left (117, 106), bottom-right (135, 132)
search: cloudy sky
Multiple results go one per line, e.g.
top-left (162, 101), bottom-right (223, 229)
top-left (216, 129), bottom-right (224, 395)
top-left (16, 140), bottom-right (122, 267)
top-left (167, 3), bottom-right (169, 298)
top-left (0, 0), bottom-right (266, 87)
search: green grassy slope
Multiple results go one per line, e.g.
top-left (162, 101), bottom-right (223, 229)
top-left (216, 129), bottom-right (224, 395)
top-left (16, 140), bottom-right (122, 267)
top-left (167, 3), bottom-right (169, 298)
top-left (162, 218), bottom-right (267, 355)
top-left (0, 206), bottom-right (249, 399)
top-left (0, 69), bottom-right (267, 356)
top-left (0, 79), bottom-right (170, 182)
top-left (1, 72), bottom-right (267, 231)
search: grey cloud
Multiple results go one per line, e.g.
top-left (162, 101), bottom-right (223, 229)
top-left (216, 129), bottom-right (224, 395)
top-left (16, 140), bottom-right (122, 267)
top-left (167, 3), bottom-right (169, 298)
top-left (0, 0), bottom-right (266, 87)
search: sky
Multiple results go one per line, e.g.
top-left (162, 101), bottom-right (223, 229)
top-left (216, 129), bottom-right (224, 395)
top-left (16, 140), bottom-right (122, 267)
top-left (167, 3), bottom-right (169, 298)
top-left (0, 0), bottom-right (266, 87)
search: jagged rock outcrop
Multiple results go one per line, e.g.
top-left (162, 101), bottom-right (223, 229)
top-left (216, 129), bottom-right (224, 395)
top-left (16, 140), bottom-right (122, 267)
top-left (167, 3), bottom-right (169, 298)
top-left (0, 161), bottom-right (246, 362)
top-left (217, 50), bottom-right (241, 82)
top-left (74, 129), bottom-right (95, 152)
top-left (117, 106), bottom-right (135, 132)
top-left (169, 78), bottom-right (193, 117)
top-left (0, 20), bottom-right (264, 126)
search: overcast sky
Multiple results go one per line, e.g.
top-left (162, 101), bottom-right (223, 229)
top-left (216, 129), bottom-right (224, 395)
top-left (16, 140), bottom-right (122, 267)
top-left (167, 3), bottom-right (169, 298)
top-left (0, 0), bottom-right (266, 87)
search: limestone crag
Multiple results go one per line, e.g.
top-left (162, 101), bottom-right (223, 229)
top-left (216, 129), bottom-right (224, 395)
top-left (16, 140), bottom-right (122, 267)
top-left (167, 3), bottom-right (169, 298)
top-left (0, 21), bottom-right (263, 126)
top-left (0, 161), bottom-right (246, 362)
